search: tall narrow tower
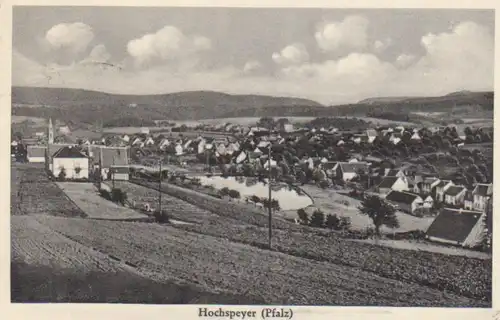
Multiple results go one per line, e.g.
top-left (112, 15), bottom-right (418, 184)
top-left (48, 118), bottom-right (54, 144)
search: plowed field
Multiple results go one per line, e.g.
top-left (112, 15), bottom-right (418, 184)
top-left (33, 215), bottom-right (485, 307)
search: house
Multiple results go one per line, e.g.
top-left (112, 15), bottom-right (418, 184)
top-left (472, 183), bottom-right (493, 212)
top-left (175, 144), bottom-right (184, 155)
top-left (385, 169), bottom-right (405, 178)
top-left (366, 129), bottom-right (378, 143)
top-left (421, 177), bottom-right (441, 195)
top-left (435, 180), bottom-right (454, 202)
top-left (27, 146), bottom-right (46, 163)
top-left (51, 146), bottom-right (89, 179)
top-left (140, 127), bottom-right (150, 134)
top-left (410, 132), bottom-right (421, 140)
top-left (89, 146), bottom-right (130, 181)
top-left (422, 195), bottom-right (434, 209)
top-left (464, 190), bottom-right (474, 210)
top-left (145, 137), bottom-right (155, 146)
top-left (426, 208), bottom-right (485, 248)
top-left (443, 185), bottom-right (467, 206)
top-left (376, 176), bottom-right (408, 196)
top-left (45, 143), bottom-right (77, 171)
top-left (132, 137), bottom-right (143, 146)
top-left (122, 135), bottom-right (130, 143)
top-left (385, 191), bottom-right (424, 214)
top-left (335, 162), bottom-right (369, 181)
top-left (159, 139), bottom-right (171, 151)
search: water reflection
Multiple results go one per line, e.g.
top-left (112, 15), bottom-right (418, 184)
top-left (195, 176), bottom-right (313, 211)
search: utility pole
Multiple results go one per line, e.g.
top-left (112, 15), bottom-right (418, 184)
top-left (158, 159), bottom-right (162, 213)
top-left (112, 156), bottom-right (116, 189)
top-left (268, 143), bottom-right (272, 249)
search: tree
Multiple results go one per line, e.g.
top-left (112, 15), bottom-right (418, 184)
top-left (358, 195), bottom-right (399, 238)
top-left (58, 167), bottom-right (66, 181)
top-left (220, 187), bottom-right (230, 197)
top-left (228, 189), bottom-right (241, 200)
top-left (297, 208), bottom-right (309, 224)
top-left (309, 209), bottom-right (325, 228)
top-left (270, 199), bottom-right (281, 212)
top-left (257, 117), bottom-right (275, 130)
top-left (325, 214), bottom-right (340, 230)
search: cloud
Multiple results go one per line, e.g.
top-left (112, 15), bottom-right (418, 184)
top-left (243, 60), bottom-right (262, 73)
top-left (126, 26), bottom-right (211, 67)
top-left (45, 22), bottom-right (94, 53)
top-left (272, 43), bottom-right (309, 65)
top-left (373, 38), bottom-right (392, 53)
top-left (13, 21), bottom-right (493, 105)
top-left (395, 54), bottom-right (416, 68)
top-left (315, 15), bottom-right (369, 52)
top-left (81, 44), bottom-right (111, 63)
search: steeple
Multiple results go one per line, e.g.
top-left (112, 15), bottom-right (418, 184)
top-left (48, 118), bottom-right (54, 144)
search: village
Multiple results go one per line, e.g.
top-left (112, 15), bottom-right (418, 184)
top-left (11, 116), bottom-right (493, 252)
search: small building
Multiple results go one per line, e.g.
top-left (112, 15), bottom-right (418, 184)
top-left (52, 146), bottom-right (89, 179)
top-left (426, 208), bottom-right (485, 248)
top-left (27, 145), bottom-right (46, 163)
top-left (385, 191), bottom-right (424, 214)
top-left (435, 180), bottom-right (454, 202)
top-left (335, 162), bottom-right (369, 181)
top-left (464, 190), bottom-right (474, 210)
top-left (376, 176), bottom-right (408, 196)
top-left (472, 183), bottom-right (493, 212)
top-left (443, 185), bottom-right (467, 206)
top-left (140, 127), bottom-right (150, 134)
top-left (89, 146), bottom-right (130, 181)
top-left (421, 177), bottom-right (440, 195)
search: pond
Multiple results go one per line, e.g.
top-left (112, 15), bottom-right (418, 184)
top-left (195, 176), bottom-right (313, 211)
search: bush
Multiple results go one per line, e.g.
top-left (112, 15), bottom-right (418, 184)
top-left (111, 188), bottom-right (128, 205)
top-left (309, 209), bottom-right (325, 228)
top-left (228, 189), bottom-right (241, 200)
top-left (325, 214), bottom-right (340, 230)
top-left (99, 189), bottom-right (111, 201)
top-left (220, 187), bottom-right (230, 197)
top-left (154, 209), bottom-right (170, 224)
top-left (57, 167), bottom-right (66, 181)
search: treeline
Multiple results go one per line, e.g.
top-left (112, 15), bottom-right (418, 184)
top-left (305, 117), bottom-right (370, 130)
top-left (102, 117), bottom-right (156, 128)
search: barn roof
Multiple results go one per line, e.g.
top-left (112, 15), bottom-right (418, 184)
top-left (386, 191), bottom-right (421, 204)
top-left (377, 176), bottom-right (399, 189)
top-left (444, 185), bottom-right (466, 196)
top-left (426, 208), bottom-right (483, 243)
top-left (474, 184), bottom-right (493, 197)
top-left (53, 146), bottom-right (87, 158)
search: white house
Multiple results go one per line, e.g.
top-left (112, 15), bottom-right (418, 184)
top-left (443, 185), bottom-right (467, 206)
top-left (52, 146), bottom-right (89, 179)
top-left (411, 132), bottom-right (421, 140)
top-left (376, 176), bottom-right (408, 196)
top-left (426, 208), bottom-right (486, 248)
top-left (335, 162), bottom-right (369, 181)
top-left (472, 183), bottom-right (493, 212)
top-left (464, 190), bottom-right (474, 210)
top-left (435, 180), bottom-right (454, 202)
top-left (175, 144), bottom-right (184, 155)
top-left (145, 137), bottom-right (155, 146)
top-left (122, 135), bottom-right (130, 143)
top-left (132, 137), bottom-right (143, 146)
top-left (423, 195), bottom-right (434, 208)
top-left (140, 127), bottom-right (150, 134)
top-left (385, 191), bottom-right (424, 214)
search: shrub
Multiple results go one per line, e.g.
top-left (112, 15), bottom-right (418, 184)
top-left (99, 189), bottom-right (111, 201)
top-left (228, 189), bottom-right (241, 200)
top-left (154, 209), bottom-right (170, 224)
top-left (220, 187), bottom-right (230, 197)
top-left (58, 167), bottom-right (66, 181)
top-left (309, 209), bottom-right (325, 228)
top-left (325, 214), bottom-right (340, 230)
top-left (111, 188), bottom-right (128, 205)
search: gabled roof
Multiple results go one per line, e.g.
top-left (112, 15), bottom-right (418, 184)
top-left (423, 177), bottom-right (439, 184)
top-left (386, 191), bottom-right (421, 204)
top-left (426, 209), bottom-right (483, 243)
top-left (377, 176), bottom-right (400, 189)
top-left (386, 169), bottom-right (402, 177)
top-left (464, 190), bottom-right (473, 201)
top-left (53, 146), bottom-right (87, 158)
top-left (47, 143), bottom-right (76, 157)
top-left (91, 147), bottom-right (129, 167)
top-left (339, 162), bottom-right (368, 173)
top-left (444, 185), bottom-right (466, 196)
top-left (474, 184), bottom-right (493, 197)
top-left (436, 180), bottom-right (452, 188)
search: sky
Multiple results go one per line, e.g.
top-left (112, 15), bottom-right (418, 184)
top-left (12, 7), bottom-right (495, 105)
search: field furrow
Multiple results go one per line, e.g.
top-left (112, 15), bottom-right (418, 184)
top-left (35, 215), bottom-right (486, 306)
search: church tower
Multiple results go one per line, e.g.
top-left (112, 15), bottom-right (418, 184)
top-left (48, 118), bottom-right (54, 144)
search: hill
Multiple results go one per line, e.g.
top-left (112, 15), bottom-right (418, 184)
top-left (11, 86), bottom-right (493, 126)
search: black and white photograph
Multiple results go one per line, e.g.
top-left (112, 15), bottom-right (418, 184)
top-left (9, 4), bottom-right (494, 309)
